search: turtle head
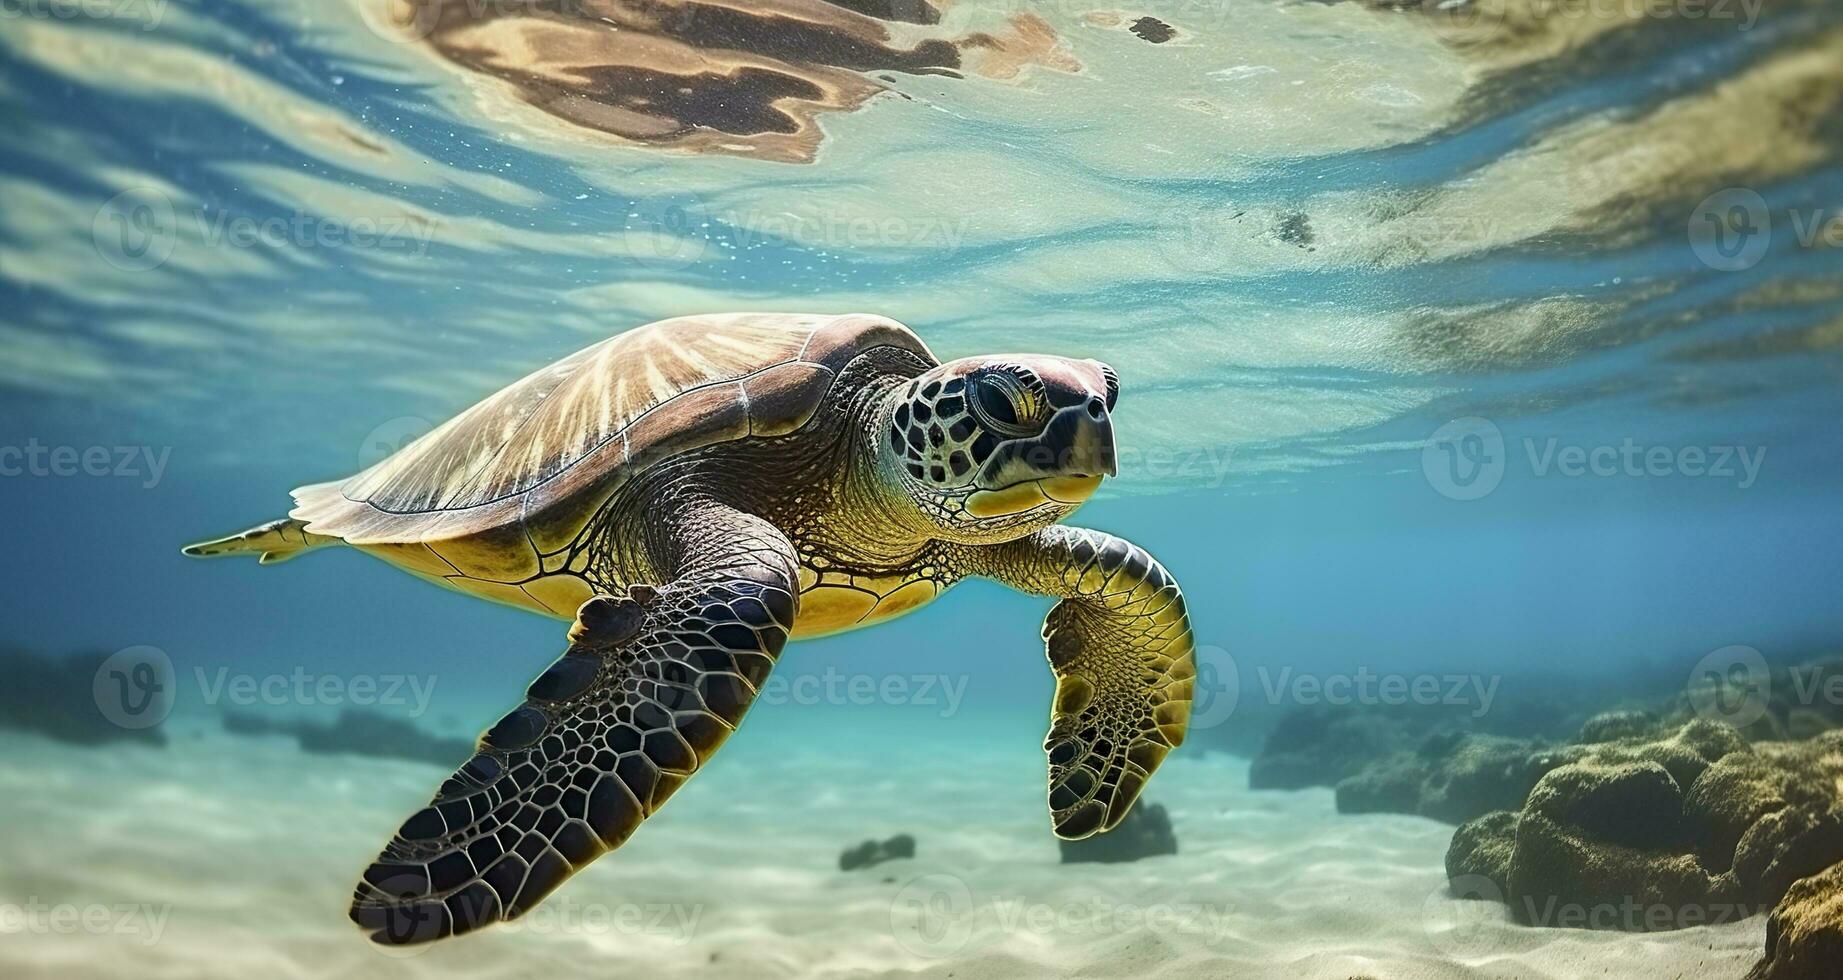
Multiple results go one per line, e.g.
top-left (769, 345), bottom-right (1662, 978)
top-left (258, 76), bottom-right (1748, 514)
top-left (876, 355), bottom-right (1118, 542)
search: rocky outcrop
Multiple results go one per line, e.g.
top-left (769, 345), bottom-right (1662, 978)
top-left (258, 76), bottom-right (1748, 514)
top-left (222, 709), bottom-right (473, 767)
top-left (839, 834), bottom-right (916, 872)
top-left (1449, 725), bottom-right (1843, 932)
top-left (1249, 703), bottom-right (1439, 791)
top-left (1060, 802), bottom-right (1178, 864)
top-left (0, 648), bottom-right (168, 747)
top-left (1337, 732), bottom-right (1556, 824)
top-left (1750, 861), bottom-right (1843, 980)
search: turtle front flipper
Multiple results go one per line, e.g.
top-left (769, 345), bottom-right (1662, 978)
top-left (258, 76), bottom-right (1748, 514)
top-left (981, 526), bottom-right (1196, 840)
top-left (350, 502), bottom-right (798, 945)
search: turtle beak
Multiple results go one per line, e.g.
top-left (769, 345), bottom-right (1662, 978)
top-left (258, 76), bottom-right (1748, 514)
top-left (967, 401), bottom-right (1115, 517)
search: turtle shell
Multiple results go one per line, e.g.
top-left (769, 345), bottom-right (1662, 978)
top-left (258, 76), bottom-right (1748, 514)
top-left (290, 313), bottom-right (934, 551)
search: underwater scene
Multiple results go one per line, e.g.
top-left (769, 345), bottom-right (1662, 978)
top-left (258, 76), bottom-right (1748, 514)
top-left (5, 0), bottom-right (1843, 977)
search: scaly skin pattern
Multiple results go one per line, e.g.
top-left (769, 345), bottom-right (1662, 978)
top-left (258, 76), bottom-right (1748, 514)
top-left (337, 343), bottom-right (1194, 945)
top-left (573, 344), bottom-right (991, 637)
top-left (978, 526), bottom-right (1196, 839)
top-left (352, 498), bottom-right (801, 944)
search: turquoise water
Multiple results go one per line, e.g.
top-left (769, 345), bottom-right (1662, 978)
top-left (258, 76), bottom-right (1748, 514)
top-left (3, 1), bottom-right (1842, 975)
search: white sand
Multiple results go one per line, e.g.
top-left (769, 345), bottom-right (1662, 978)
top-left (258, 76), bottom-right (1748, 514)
top-left (0, 728), bottom-right (1765, 979)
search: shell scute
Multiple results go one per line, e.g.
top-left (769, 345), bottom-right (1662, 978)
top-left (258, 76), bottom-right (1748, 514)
top-left (289, 313), bottom-right (933, 547)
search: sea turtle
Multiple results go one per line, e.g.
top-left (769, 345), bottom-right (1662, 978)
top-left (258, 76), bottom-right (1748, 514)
top-left (184, 312), bottom-right (1195, 945)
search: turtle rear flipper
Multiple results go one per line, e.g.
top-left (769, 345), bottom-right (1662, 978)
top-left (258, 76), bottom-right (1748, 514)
top-left (181, 518), bottom-right (340, 564)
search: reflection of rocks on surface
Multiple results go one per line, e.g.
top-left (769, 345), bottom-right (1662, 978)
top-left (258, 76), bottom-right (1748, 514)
top-left (1128, 17), bottom-right (1176, 44)
top-left (0, 649), bottom-right (166, 747)
top-left (222, 708), bottom-right (473, 767)
top-left (838, 833), bottom-right (915, 871)
top-left (1060, 801), bottom-right (1177, 864)
top-left (401, 0), bottom-right (1078, 163)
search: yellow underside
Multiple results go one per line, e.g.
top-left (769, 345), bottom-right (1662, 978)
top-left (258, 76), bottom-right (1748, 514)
top-left (790, 565), bottom-right (947, 639)
top-left (360, 542), bottom-right (945, 640)
top-left (965, 475), bottom-right (1100, 518)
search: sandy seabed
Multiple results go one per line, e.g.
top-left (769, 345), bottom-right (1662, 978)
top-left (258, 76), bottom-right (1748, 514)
top-left (0, 725), bottom-right (1765, 979)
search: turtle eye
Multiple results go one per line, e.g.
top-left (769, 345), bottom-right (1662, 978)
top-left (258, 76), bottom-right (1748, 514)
top-left (1100, 365), bottom-right (1119, 411)
top-left (969, 371), bottom-right (1036, 437)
